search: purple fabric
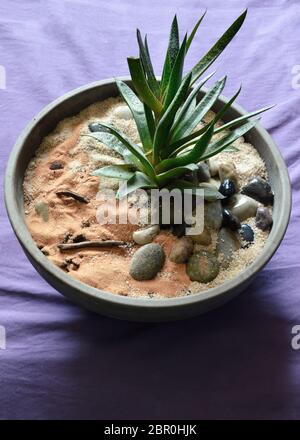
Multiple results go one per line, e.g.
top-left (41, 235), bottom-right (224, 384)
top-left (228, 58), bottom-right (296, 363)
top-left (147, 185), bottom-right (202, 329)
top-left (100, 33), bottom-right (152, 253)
top-left (0, 0), bottom-right (299, 420)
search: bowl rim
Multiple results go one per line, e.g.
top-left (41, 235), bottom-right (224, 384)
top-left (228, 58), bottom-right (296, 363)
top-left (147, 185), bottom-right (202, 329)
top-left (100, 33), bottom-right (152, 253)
top-left (4, 77), bottom-right (292, 311)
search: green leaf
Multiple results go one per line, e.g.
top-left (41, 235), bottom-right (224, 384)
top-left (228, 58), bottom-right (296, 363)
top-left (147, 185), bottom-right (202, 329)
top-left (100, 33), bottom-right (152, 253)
top-left (92, 164), bottom-right (137, 180)
top-left (116, 171), bottom-right (156, 198)
top-left (200, 118), bottom-right (259, 160)
top-left (167, 180), bottom-right (224, 201)
top-left (187, 10), bottom-right (247, 85)
top-left (214, 104), bottom-right (274, 135)
top-left (116, 79), bottom-right (152, 152)
top-left (87, 123), bottom-right (157, 180)
top-left (186, 10), bottom-right (207, 53)
top-left (171, 76), bottom-right (226, 141)
top-left (167, 84), bottom-right (242, 155)
top-left (156, 123), bottom-right (214, 173)
top-left (168, 70), bottom-right (216, 142)
top-left (128, 57), bottom-right (163, 116)
top-left (163, 35), bottom-right (187, 108)
top-left (144, 104), bottom-right (155, 140)
top-left (160, 15), bottom-right (180, 94)
top-left (136, 30), bottom-right (160, 96)
top-left (153, 72), bottom-right (192, 164)
top-left (156, 163), bottom-right (198, 186)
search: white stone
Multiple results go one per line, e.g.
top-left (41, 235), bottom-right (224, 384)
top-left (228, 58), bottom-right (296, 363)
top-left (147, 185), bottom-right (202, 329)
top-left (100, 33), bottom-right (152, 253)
top-left (114, 105), bottom-right (132, 120)
top-left (133, 225), bottom-right (160, 245)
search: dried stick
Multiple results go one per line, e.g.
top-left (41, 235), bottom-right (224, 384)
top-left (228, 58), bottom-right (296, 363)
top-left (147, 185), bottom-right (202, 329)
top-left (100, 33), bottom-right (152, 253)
top-left (58, 240), bottom-right (126, 251)
top-left (56, 190), bottom-right (90, 204)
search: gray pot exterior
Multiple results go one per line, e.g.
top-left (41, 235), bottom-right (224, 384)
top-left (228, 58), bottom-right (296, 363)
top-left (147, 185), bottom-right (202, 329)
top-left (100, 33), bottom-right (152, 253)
top-left (4, 78), bottom-right (292, 322)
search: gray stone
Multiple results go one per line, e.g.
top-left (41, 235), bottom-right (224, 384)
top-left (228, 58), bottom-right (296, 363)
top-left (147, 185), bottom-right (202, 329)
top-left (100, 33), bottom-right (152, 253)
top-left (228, 194), bottom-right (258, 221)
top-left (114, 105), bottom-right (132, 120)
top-left (189, 227), bottom-right (212, 245)
top-left (217, 227), bottom-right (240, 268)
top-left (197, 162), bottom-right (210, 182)
top-left (129, 243), bottom-right (165, 280)
top-left (35, 202), bottom-right (49, 222)
top-left (186, 251), bottom-right (219, 283)
top-left (204, 200), bottom-right (223, 230)
top-left (241, 176), bottom-right (274, 205)
top-left (256, 207), bottom-right (273, 231)
top-left (169, 236), bottom-right (194, 264)
top-left (132, 225), bottom-right (160, 245)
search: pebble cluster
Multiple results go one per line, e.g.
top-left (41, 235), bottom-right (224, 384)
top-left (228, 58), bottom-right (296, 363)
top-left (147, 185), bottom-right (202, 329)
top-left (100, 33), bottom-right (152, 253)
top-left (128, 157), bottom-right (273, 282)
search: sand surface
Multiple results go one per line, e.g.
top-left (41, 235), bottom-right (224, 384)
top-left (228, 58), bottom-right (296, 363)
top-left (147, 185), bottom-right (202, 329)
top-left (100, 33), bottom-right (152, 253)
top-left (23, 97), bottom-right (270, 298)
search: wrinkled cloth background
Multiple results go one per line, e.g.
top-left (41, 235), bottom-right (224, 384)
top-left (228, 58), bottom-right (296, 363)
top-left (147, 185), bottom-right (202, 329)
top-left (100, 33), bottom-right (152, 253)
top-left (0, 0), bottom-right (299, 420)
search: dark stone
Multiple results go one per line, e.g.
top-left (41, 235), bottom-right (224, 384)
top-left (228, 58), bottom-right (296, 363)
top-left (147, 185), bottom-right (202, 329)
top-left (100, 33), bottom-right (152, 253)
top-left (72, 234), bottom-right (87, 243)
top-left (88, 122), bottom-right (110, 133)
top-left (241, 176), bottom-right (274, 205)
top-left (49, 161), bottom-right (64, 170)
top-left (239, 224), bottom-right (254, 247)
top-left (184, 162), bottom-right (210, 184)
top-left (222, 208), bottom-right (241, 231)
top-left (256, 207), bottom-right (273, 231)
top-left (219, 179), bottom-right (236, 198)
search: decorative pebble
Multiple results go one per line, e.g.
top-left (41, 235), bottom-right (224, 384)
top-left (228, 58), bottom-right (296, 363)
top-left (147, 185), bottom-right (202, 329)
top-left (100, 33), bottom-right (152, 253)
top-left (88, 122), bottom-right (110, 132)
top-left (197, 162), bottom-right (211, 182)
top-left (241, 176), bottom-right (274, 205)
top-left (169, 236), bottom-right (194, 263)
top-left (49, 161), bottom-right (64, 170)
top-left (72, 234), bottom-right (87, 243)
top-left (184, 162), bottom-right (210, 184)
top-left (133, 225), bottom-right (160, 245)
top-left (208, 158), bottom-right (219, 176)
top-left (113, 105), bottom-right (132, 120)
top-left (218, 162), bottom-right (238, 187)
top-left (219, 179), bottom-right (236, 198)
top-left (227, 194), bottom-right (258, 221)
top-left (239, 224), bottom-right (254, 247)
top-left (216, 227), bottom-right (241, 268)
top-left (35, 202), bottom-right (49, 222)
top-left (129, 243), bottom-right (165, 280)
top-left (256, 207), bottom-right (273, 231)
top-left (189, 227), bottom-right (212, 245)
top-left (204, 200), bottom-right (223, 230)
top-left (222, 208), bottom-right (241, 231)
top-left (186, 251), bottom-right (219, 283)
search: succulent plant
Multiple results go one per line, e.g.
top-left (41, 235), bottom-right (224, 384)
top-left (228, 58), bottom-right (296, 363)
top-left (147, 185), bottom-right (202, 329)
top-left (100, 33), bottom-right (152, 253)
top-left (89, 10), bottom-right (272, 199)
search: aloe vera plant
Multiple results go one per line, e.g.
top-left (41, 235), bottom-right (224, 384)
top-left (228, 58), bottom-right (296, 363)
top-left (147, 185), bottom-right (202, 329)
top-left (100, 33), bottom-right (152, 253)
top-left (89, 10), bottom-right (272, 200)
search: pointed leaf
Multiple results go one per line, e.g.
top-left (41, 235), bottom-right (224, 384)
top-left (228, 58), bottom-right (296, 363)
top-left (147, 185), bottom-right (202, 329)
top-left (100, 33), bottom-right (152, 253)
top-left (93, 164), bottom-right (137, 180)
top-left (163, 35), bottom-right (187, 108)
top-left (144, 104), bottom-right (155, 140)
top-left (200, 118), bottom-right (259, 160)
top-left (153, 72), bottom-right (192, 164)
top-left (128, 57), bottom-right (163, 115)
top-left (160, 15), bottom-right (179, 94)
top-left (186, 10), bottom-right (207, 53)
top-left (156, 123), bottom-right (214, 173)
top-left (116, 79), bottom-right (152, 151)
top-left (171, 76), bottom-right (226, 141)
top-left (156, 163), bottom-right (198, 186)
top-left (117, 171), bottom-right (156, 199)
top-left (87, 123), bottom-right (157, 180)
top-left (137, 30), bottom-right (160, 96)
top-left (187, 10), bottom-right (247, 85)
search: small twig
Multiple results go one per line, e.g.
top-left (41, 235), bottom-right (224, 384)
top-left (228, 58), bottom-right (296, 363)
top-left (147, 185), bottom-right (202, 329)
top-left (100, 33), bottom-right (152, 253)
top-left (56, 189), bottom-right (90, 204)
top-left (58, 240), bottom-right (126, 251)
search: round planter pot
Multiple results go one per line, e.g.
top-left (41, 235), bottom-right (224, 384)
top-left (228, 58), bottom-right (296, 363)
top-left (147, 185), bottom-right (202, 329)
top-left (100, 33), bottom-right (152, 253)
top-left (5, 78), bottom-right (292, 322)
